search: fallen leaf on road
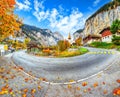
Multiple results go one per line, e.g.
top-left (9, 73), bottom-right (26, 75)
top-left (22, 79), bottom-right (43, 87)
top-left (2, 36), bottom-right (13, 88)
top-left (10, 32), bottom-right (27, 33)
top-left (102, 82), bottom-right (105, 85)
top-left (69, 80), bottom-right (75, 82)
top-left (76, 86), bottom-right (80, 90)
top-left (116, 79), bottom-right (120, 83)
top-left (23, 88), bottom-right (28, 93)
top-left (24, 78), bottom-right (29, 82)
top-left (87, 88), bottom-right (91, 92)
top-left (83, 89), bottom-right (87, 93)
top-left (67, 84), bottom-right (72, 89)
top-left (31, 89), bottom-right (36, 94)
top-left (93, 82), bottom-right (98, 88)
top-left (113, 87), bottom-right (120, 96)
top-left (8, 88), bottom-right (13, 92)
top-left (82, 82), bottom-right (88, 87)
top-left (22, 93), bottom-right (27, 97)
top-left (0, 90), bottom-right (8, 95)
top-left (103, 90), bottom-right (108, 94)
top-left (38, 86), bottom-right (41, 90)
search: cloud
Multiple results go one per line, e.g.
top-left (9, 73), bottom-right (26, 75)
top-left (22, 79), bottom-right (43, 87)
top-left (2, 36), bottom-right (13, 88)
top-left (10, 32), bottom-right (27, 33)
top-left (93, 0), bottom-right (101, 6)
top-left (33, 10), bottom-right (49, 21)
top-left (34, 0), bottom-right (44, 11)
top-left (16, 0), bottom-right (31, 11)
top-left (33, 0), bottom-right (86, 38)
top-left (51, 8), bottom-right (84, 34)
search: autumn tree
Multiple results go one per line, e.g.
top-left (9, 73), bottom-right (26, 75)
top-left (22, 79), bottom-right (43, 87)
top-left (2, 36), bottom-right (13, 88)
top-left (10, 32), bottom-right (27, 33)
top-left (75, 37), bottom-right (82, 46)
top-left (57, 40), bottom-right (70, 51)
top-left (0, 0), bottom-right (22, 42)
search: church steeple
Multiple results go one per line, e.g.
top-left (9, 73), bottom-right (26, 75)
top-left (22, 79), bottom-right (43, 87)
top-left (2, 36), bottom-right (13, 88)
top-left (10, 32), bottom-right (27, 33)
top-left (68, 32), bottom-right (71, 40)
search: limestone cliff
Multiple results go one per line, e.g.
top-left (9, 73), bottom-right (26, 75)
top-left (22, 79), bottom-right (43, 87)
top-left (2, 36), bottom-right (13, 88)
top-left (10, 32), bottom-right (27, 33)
top-left (83, 0), bottom-right (120, 38)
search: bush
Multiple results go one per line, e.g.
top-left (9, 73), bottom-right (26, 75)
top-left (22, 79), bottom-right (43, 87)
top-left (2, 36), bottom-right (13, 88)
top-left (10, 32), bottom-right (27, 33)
top-left (117, 46), bottom-right (120, 51)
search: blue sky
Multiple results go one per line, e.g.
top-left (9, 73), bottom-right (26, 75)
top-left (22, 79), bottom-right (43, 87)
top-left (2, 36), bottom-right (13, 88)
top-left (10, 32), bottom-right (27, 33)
top-left (15, 0), bottom-right (112, 38)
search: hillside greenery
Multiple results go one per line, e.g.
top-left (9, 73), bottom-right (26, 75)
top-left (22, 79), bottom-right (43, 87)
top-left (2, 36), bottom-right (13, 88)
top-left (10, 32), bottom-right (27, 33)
top-left (110, 19), bottom-right (120, 34)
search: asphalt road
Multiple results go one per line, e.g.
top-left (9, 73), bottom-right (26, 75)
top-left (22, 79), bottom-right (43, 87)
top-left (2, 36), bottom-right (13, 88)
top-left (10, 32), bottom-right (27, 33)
top-left (12, 47), bottom-right (117, 83)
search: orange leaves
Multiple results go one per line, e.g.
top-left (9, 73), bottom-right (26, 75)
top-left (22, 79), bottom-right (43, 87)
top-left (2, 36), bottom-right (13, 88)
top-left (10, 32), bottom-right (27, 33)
top-left (22, 93), bottom-right (27, 97)
top-left (38, 86), bottom-right (41, 90)
top-left (18, 66), bottom-right (24, 70)
top-left (103, 90), bottom-right (108, 95)
top-left (116, 79), bottom-right (120, 83)
top-left (0, 84), bottom-right (14, 95)
top-left (113, 87), bottom-right (120, 96)
top-left (23, 88), bottom-right (28, 93)
top-left (82, 82), bottom-right (88, 87)
top-left (93, 82), bottom-right (98, 88)
top-left (67, 84), bottom-right (72, 89)
top-left (69, 79), bottom-right (75, 82)
top-left (1, 84), bottom-right (9, 91)
top-left (0, 0), bottom-right (22, 41)
top-left (24, 78), bottom-right (29, 82)
top-left (31, 89), bottom-right (36, 94)
top-left (76, 86), bottom-right (81, 90)
top-left (0, 90), bottom-right (8, 95)
top-left (7, 0), bottom-right (16, 7)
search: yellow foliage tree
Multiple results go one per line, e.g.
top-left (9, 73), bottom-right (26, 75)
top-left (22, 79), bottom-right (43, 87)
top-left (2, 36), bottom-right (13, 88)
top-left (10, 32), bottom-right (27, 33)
top-left (75, 37), bottom-right (82, 46)
top-left (0, 0), bottom-right (22, 42)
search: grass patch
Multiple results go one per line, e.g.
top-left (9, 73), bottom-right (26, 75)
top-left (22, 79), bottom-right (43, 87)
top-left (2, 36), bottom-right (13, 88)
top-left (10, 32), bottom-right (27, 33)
top-left (89, 42), bottom-right (116, 49)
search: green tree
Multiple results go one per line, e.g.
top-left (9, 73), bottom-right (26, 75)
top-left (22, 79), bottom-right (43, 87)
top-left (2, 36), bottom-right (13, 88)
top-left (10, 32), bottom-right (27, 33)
top-left (110, 19), bottom-right (120, 45)
top-left (110, 19), bottom-right (120, 34)
top-left (112, 35), bottom-right (120, 45)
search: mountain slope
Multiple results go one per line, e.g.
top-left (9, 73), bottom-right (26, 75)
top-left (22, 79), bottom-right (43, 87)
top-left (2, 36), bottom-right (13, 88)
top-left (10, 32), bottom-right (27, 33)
top-left (21, 24), bottom-right (64, 46)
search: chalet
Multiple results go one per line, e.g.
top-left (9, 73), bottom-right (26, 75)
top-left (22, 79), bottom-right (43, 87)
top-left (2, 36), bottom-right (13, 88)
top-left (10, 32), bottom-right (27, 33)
top-left (83, 34), bottom-right (101, 44)
top-left (99, 27), bottom-right (112, 43)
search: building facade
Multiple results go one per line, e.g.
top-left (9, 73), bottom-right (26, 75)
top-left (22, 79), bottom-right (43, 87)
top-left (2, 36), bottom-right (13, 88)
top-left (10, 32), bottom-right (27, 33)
top-left (99, 28), bottom-right (112, 43)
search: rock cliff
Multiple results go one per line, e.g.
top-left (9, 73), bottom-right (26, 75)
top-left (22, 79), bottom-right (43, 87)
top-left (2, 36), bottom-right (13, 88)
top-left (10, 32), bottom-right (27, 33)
top-left (82, 0), bottom-right (120, 38)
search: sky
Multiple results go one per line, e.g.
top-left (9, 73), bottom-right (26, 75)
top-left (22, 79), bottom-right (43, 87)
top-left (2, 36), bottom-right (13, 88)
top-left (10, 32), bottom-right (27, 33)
top-left (14, 0), bottom-right (112, 38)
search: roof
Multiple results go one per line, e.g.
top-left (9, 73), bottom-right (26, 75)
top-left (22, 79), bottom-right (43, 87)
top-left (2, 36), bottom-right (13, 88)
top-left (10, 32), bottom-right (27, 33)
top-left (99, 28), bottom-right (112, 37)
top-left (89, 34), bottom-right (101, 38)
top-left (83, 34), bottom-right (101, 41)
top-left (99, 27), bottom-right (110, 34)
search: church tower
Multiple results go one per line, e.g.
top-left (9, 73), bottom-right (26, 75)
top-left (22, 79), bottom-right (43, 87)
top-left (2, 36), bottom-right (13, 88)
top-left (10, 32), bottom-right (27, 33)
top-left (68, 32), bottom-right (71, 40)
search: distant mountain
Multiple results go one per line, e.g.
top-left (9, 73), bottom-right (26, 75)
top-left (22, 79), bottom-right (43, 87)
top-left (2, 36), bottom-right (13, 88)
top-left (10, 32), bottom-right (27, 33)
top-left (21, 24), bottom-right (64, 46)
top-left (73, 29), bottom-right (83, 40)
